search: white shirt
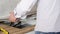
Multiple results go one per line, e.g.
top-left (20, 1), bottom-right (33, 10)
top-left (14, 0), bottom-right (60, 32)
top-left (14, 0), bottom-right (37, 19)
top-left (35, 0), bottom-right (60, 32)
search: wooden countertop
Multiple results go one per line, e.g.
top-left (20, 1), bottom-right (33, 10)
top-left (0, 24), bottom-right (35, 34)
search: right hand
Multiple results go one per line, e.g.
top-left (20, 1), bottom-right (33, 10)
top-left (9, 11), bottom-right (16, 22)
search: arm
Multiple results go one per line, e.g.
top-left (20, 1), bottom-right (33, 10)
top-left (9, 0), bottom-right (37, 22)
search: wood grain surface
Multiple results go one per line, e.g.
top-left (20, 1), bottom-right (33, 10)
top-left (0, 24), bottom-right (35, 34)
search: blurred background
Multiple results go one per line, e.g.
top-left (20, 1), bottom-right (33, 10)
top-left (0, 0), bottom-right (20, 19)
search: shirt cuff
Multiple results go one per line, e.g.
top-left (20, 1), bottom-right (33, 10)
top-left (13, 9), bottom-right (26, 19)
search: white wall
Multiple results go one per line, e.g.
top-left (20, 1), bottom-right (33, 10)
top-left (0, 0), bottom-right (20, 19)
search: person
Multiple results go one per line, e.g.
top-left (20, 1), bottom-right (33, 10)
top-left (9, 0), bottom-right (60, 34)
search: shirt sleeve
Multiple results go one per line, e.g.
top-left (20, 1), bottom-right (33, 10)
top-left (14, 0), bottom-right (37, 19)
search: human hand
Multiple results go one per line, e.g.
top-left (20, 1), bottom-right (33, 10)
top-left (9, 11), bottom-right (16, 22)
